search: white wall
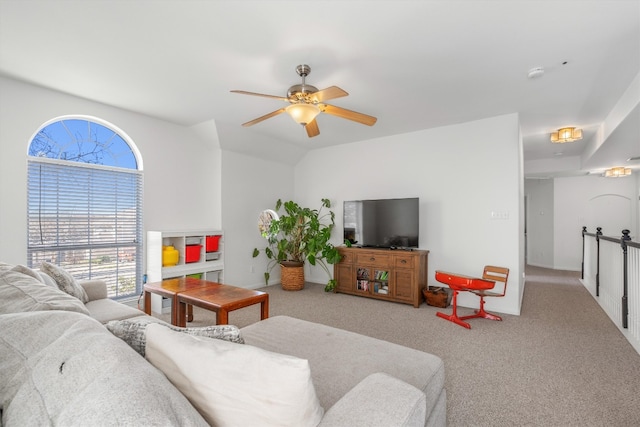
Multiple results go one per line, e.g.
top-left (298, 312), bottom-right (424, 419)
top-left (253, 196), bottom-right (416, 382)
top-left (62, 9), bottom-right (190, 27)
top-left (0, 76), bottom-right (527, 315)
top-left (553, 174), bottom-right (638, 270)
top-left (294, 114), bottom-right (525, 316)
top-left (525, 175), bottom-right (637, 272)
top-left (0, 76), bottom-right (222, 267)
top-left (220, 149), bottom-right (294, 288)
top-left (524, 179), bottom-right (555, 268)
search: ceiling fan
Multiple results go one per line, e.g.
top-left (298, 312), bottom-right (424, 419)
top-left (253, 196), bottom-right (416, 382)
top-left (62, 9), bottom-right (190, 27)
top-left (231, 64), bottom-right (377, 138)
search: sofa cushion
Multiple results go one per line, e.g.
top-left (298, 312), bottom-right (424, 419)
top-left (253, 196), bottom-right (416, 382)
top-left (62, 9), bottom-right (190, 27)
top-left (0, 311), bottom-right (208, 426)
top-left (79, 279), bottom-right (108, 301)
top-left (106, 316), bottom-right (245, 356)
top-left (40, 261), bottom-right (89, 303)
top-left (0, 269), bottom-right (90, 316)
top-left (318, 373), bottom-right (427, 427)
top-left (145, 322), bottom-right (324, 427)
top-left (241, 316), bottom-right (446, 414)
top-left (84, 298), bottom-right (145, 324)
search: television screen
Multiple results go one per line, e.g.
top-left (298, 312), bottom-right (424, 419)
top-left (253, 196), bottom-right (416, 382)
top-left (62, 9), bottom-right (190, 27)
top-left (343, 198), bottom-right (419, 248)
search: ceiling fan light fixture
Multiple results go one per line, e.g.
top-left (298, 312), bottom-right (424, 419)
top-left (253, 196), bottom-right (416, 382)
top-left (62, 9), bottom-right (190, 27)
top-left (604, 167), bottom-right (632, 178)
top-left (285, 103), bottom-right (320, 125)
top-left (550, 127), bottom-right (582, 143)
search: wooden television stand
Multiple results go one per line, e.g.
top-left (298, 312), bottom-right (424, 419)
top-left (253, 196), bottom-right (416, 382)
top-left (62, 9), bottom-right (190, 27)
top-left (333, 247), bottom-right (429, 307)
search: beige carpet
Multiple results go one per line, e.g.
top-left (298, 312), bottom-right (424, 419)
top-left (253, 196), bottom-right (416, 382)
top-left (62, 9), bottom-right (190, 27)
top-left (155, 266), bottom-right (640, 426)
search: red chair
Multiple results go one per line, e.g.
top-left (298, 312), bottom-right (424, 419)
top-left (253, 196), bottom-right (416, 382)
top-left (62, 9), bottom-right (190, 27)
top-left (434, 266), bottom-right (509, 329)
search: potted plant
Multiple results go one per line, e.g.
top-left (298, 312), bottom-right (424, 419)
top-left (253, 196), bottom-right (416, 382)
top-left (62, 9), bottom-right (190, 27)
top-left (253, 198), bottom-right (342, 291)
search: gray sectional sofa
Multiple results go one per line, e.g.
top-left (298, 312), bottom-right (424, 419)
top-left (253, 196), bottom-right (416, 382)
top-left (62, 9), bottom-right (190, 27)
top-left (0, 262), bottom-right (446, 426)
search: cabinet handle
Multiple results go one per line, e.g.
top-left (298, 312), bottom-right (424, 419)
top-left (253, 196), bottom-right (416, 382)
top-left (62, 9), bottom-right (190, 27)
top-left (401, 259), bottom-right (407, 264)
top-left (370, 257), bottom-right (375, 261)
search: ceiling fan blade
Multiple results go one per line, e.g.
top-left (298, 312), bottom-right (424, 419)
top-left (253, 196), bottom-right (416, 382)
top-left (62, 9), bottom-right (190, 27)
top-left (305, 119), bottom-right (320, 138)
top-left (241, 108), bottom-right (286, 127)
top-left (319, 104), bottom-right (377, 126)
top-left (231, 90), bottom-right (289, 102)
top-left (309, 86), bottom-right (348, 103)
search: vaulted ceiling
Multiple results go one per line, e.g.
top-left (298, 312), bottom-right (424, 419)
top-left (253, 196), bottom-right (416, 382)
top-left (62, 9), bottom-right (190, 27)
top-left (1, 0), bottom-right (638, 175)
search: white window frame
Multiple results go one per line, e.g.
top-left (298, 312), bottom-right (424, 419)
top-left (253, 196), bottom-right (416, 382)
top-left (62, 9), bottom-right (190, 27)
top-left (27, 116), bottom-right (143, 300)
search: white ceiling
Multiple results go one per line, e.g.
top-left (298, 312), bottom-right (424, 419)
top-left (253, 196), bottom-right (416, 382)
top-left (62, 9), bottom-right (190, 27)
top-left (1, 0), bottom-right (638, 174)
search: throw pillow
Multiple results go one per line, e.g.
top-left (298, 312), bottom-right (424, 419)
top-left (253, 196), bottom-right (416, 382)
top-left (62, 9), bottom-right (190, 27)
top-left (37, 271), bottom-right (59, 289)
top-left (0, 270), bottom-right (90, 316)
top-left (10, 264), bottom-right (45, 283)
top-left (0, 262), bottom-right (14, 272)
top-left (40, 262), bottom-right (89, 303)
top-left (145, 323), bottom-right (324, 427)
top-left (106, 317), bottom-right (244, 357)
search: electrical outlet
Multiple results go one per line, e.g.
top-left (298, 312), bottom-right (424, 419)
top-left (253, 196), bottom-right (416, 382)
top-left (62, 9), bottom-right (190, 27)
top-left (249, 265), bottom-right (255, 273)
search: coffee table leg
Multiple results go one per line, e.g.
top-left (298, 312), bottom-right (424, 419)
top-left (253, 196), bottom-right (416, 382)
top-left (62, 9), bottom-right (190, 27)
top-left (144, 291), bottom-right (152, 315)
top-left (187, 304), bottom-right (194, 322)
top-left (261, 298), bottom-right (269, 320)
top-left (217, 309), bottom-right (228, 325)
top-left (176, 301), bottom-right (187, 327)
top-left (170, 297), bottom-right (178, 326)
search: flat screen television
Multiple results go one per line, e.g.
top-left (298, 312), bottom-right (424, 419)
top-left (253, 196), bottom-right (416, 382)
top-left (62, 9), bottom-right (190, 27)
top-left (343, 197), bottom-right (419, 249)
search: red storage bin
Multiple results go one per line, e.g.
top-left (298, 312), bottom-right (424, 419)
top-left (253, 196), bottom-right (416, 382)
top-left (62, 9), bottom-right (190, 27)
top-left (206, 235), bottom-right (221, 252)
top-left (185, 244), bottom-right (202, 263)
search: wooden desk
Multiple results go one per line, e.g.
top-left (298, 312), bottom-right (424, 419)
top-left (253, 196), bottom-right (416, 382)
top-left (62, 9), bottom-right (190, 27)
top-left (434, 271), bottom-right (494, 290)
top-left (176, 282), bottom-right (269, 327)
top-left (434, 270), bottom-right (495, 329)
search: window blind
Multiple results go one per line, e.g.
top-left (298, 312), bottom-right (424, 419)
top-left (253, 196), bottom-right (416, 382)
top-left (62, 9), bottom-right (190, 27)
top-left (27, 158), bottom-right (143, 299)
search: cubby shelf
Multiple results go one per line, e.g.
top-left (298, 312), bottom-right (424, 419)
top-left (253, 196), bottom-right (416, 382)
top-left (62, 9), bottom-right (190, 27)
top-left (146, 230), bottom-right (224, 313)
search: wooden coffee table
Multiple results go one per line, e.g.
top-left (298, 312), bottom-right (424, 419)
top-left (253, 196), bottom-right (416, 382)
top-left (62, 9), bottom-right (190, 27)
top-left (144, 277), bottom-right (213, 325)
top-left (175, 281), bottom-right (269, 327)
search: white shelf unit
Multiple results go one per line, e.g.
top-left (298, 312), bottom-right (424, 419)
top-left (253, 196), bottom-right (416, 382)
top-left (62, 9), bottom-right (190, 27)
top-left (146, 230), bottom-right (224, 314)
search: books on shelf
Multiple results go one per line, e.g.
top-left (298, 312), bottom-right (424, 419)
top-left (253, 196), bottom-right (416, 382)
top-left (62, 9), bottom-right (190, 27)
top-left (374, 270), bottom-right (388, 281)
top-left (357, 280), bottom-right (369, 291)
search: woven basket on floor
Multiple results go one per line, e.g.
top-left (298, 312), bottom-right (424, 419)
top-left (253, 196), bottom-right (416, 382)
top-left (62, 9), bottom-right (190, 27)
top-left (423, 286), bottom-right (452, 308)
top-left (281, 262), bottom-right (304, 291)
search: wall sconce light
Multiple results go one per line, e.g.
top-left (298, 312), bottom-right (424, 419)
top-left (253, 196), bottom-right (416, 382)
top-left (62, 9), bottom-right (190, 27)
top-left (285, 103), bottom-right (320, 125)
top-left (604, 167), bottom-right (632, 178)
top-left (550, 127), bottom-right (582, 143)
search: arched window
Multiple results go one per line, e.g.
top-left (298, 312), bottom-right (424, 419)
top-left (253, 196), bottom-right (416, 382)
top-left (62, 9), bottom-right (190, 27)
top-left (27, 116), bottom-right (143, 300)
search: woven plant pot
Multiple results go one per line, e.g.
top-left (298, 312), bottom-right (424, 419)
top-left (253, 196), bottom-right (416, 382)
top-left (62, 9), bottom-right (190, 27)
top-left (280, 261), bottom-right (304, 291)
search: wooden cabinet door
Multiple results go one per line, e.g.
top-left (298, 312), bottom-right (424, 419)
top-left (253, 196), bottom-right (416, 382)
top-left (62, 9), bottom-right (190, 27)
top-left (335, 263), bottom-right (354, 292)
top-left (393, 268), bottom-right (414, 302)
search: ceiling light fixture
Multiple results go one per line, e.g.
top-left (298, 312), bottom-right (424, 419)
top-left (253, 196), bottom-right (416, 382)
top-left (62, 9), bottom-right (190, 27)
top-left (604, 167), bottom-right (632, 178)
top-left (550, 127), bottom-right (582, 143)
top-left (285, 103), bottom-right (320, 125)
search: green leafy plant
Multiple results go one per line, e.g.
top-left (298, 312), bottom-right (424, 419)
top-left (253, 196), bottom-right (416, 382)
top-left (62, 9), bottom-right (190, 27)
top-left (253, 198), bottom-right (341, 291)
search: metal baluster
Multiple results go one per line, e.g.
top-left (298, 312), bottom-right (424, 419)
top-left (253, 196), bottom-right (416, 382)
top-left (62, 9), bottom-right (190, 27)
top-left (596, 227), bottom-right (602, 297)
top-left (621, 230), bottom-right (631, 329)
